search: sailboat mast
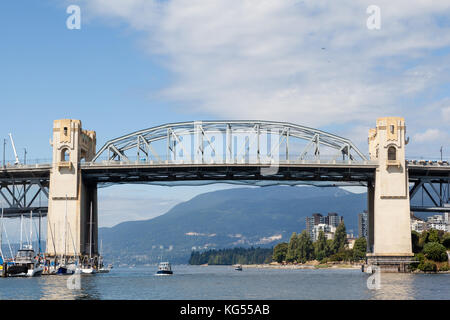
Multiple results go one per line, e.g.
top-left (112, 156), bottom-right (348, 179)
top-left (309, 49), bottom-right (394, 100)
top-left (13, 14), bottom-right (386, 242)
top-left (38, 211), bottom-right (41, 255)
top-left (0, 207), bottom-right (4, 262)
top-left (89, 201), bottom-right (92, 260)
top-left (20, 214), bottom-right (23, 249)
top-left (30, 211), bottom-right (32, 248)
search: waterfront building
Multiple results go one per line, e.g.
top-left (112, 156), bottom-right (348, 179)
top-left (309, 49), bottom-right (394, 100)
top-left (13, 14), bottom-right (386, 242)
top-left (306, 213), bottom-right (324, 239)
top-left (311, 224), bottom-right (337, 241)
top-left (410, 215), bottom-right (427, 233)
top-left (426, 214), bottom-right (448, 232)
top-left (358, 211), bottom-right (368, 238)
top-left (306, 212), bottom-right (343, 241)
top-left (326, 213), bottom-right (343, 228)
top-left (347, 237), bottom-right (357, 249)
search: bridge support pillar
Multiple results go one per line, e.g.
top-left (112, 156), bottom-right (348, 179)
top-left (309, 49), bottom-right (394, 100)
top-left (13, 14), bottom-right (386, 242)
top-left (45, 119), bottom-right (98, 265)
top-left (366, 117), bottom-right (414, 272)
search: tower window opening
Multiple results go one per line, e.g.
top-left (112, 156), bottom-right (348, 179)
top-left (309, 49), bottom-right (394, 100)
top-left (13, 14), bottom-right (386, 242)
top-left (388, 146), bottom-right (396, 161)
top-left (61, 148), bottom-right (70, 162)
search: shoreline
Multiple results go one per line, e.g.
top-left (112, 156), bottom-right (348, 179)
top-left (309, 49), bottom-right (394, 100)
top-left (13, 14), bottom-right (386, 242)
top-left (239, 263), bottom-right (363, 270)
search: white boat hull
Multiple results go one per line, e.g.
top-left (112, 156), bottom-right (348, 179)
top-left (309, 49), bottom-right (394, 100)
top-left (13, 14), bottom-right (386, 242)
top-left (81, 268), bottom-right (96, 274)
top-left (28, 267), bottom-right (44, 277)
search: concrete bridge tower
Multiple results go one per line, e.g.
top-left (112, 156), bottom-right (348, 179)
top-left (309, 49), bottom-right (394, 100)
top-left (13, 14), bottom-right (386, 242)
top-left (46, 119), bottom-right (98, 263)
top-left (367, 117), bottom-right (414, 272)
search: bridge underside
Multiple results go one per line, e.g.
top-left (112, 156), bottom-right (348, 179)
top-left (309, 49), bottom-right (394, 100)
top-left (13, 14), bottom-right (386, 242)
top-left (0, 166), bottom-right (50, 217)
top-left (81, 163), bottom-right (376, 187)
top-left (408, 164), bottom-right (450, 212)
top-left (0, 163), bottom-right (449, 216)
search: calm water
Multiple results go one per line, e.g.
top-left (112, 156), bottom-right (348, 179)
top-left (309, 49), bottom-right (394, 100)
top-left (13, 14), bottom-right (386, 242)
top-left (0, 265), bottom-right (448, 300)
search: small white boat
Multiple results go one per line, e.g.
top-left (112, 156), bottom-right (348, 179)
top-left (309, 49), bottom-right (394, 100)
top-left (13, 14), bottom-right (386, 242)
top-left (156, 262), bottom-right (173, 275)
top-left (97, 264), bottom-right (113, 274)
top-left (234, 264), bottom-right (243, 271)
top-left (80, 266), bottom-right (96, 274)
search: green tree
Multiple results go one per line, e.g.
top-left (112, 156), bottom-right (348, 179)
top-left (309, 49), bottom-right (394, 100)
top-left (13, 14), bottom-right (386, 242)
top-left (272, 242), bottom-right (288, 263)
top-left (296, 230), bottom-right (314, 263)
top-left (314, 231), bottom-right (329, 261)
top-left (427, 229), bottom-right (440, 243)
top-left (286, 232), bottom-right (298, 263)
top-left (418, 261), bottom-right (437, 272)
top-left (352, 237), bottom-right (367, 261)
top-left (411, 231), bottom-right (422, 253)
top-left (423, 242), bottom-right (448, 262)
top-left (331, 222), bottom-right (347, 254)
top-left (441, 233), bottom-right (450, 249)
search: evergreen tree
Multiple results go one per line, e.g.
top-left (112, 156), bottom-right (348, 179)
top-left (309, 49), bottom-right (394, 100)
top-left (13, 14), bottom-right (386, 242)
top-left (296, 230), bottom-right (314, 263)
top-left (272, 242), bottom-right (288, 263)
top-left (314, 230), bottom-right (328, 261)
top-left (352, 237), bottom-right (367, 261)
top-left (331, 221), bottom-right (347, 254)
top-left (286, 232), bottom-right (298, 262)
top-left (411, 231), bottom-right (422, 253)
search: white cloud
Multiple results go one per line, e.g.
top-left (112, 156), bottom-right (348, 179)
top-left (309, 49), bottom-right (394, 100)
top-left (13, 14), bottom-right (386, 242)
top-left (443, 106), bottom-right (450, 122)
top-left (413, 129), bottom-right (444, 143)
top-left (185, 232), bottom-right (216, 237)
top-left (78, 0), bottom-right (450, 154)
top-left (256, 234), bottom-right (282, 244)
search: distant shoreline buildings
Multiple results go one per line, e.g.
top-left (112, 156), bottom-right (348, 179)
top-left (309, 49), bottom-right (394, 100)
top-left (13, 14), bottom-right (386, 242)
top-left (304, 210), bottom-right (449, 247)
top-left (305, 213), bottom-right (343, 241)
top-left (411, 212), bottom-right (449, 233)
top-left (358, 211), bottom-right (368, 239)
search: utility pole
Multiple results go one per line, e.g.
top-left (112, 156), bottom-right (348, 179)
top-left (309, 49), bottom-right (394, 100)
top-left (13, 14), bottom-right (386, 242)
top-left (2, 139), bottom-right (5, 168)
top-left (440, 146), bottom-right (443, 161)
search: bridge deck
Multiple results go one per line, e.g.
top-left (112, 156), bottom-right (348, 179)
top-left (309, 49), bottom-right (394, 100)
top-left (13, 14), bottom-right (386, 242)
top-left (0, 161), bottom-right (449, 183)
top-left (0, 161), bottom-right (448, 216)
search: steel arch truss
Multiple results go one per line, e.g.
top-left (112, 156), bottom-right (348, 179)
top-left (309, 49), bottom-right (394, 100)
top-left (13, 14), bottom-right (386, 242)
top-left (410, 178), bottom-right (450, 212)
top-left (92, 121), bottom-right (368, 165)
top-left (0, 179), bottom-right (49, 217)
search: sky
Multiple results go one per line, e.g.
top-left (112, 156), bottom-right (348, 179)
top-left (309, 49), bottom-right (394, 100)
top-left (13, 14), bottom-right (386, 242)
top-left (0, 1), bottom-right (449, 237)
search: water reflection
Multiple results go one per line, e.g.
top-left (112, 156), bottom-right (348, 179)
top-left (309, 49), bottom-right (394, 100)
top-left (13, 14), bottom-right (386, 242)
top-left (369, 273), bottom-right (416, 300)
top-left (38, 274), bottom-right (101, 300)
top-left (0, 267), bottom-right (448, 300)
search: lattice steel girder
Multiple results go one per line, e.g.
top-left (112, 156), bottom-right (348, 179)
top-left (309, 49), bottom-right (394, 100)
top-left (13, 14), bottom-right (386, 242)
top-left (92, 120), bottom-right (368, 163)
top-left (409, 177), bottom-right (450, 211)
top-left (0, 178), bottom-right (49, 212)
top-left (81, 163), bottom-right (376, 187)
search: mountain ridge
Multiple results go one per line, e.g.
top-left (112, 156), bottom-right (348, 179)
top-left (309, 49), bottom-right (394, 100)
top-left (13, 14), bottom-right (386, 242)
top-left (98, 186), bottom-right (367, 264)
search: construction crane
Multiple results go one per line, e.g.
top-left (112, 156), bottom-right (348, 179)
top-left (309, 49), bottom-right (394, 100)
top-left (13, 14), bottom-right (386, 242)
top-left (8, 133), bottom-right (20, 165)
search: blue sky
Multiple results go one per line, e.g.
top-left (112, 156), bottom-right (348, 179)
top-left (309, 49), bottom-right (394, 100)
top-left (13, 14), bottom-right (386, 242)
top-left (1, 1), bottom-right (449, 233)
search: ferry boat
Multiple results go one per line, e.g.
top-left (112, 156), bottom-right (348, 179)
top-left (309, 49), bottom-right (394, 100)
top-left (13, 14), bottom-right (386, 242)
top-left (156, 262), bottom-right (173, 275)
top-left (7, 246), bottom-right (43, 277)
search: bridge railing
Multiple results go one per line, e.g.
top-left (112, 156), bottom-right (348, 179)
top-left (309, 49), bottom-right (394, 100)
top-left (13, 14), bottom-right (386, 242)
top-left (1, 158), bottom-right (52, 168)
top-left (2, 157), bottom-right (450, 169)
top-left (81, 154), bottom-right (378, 166)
